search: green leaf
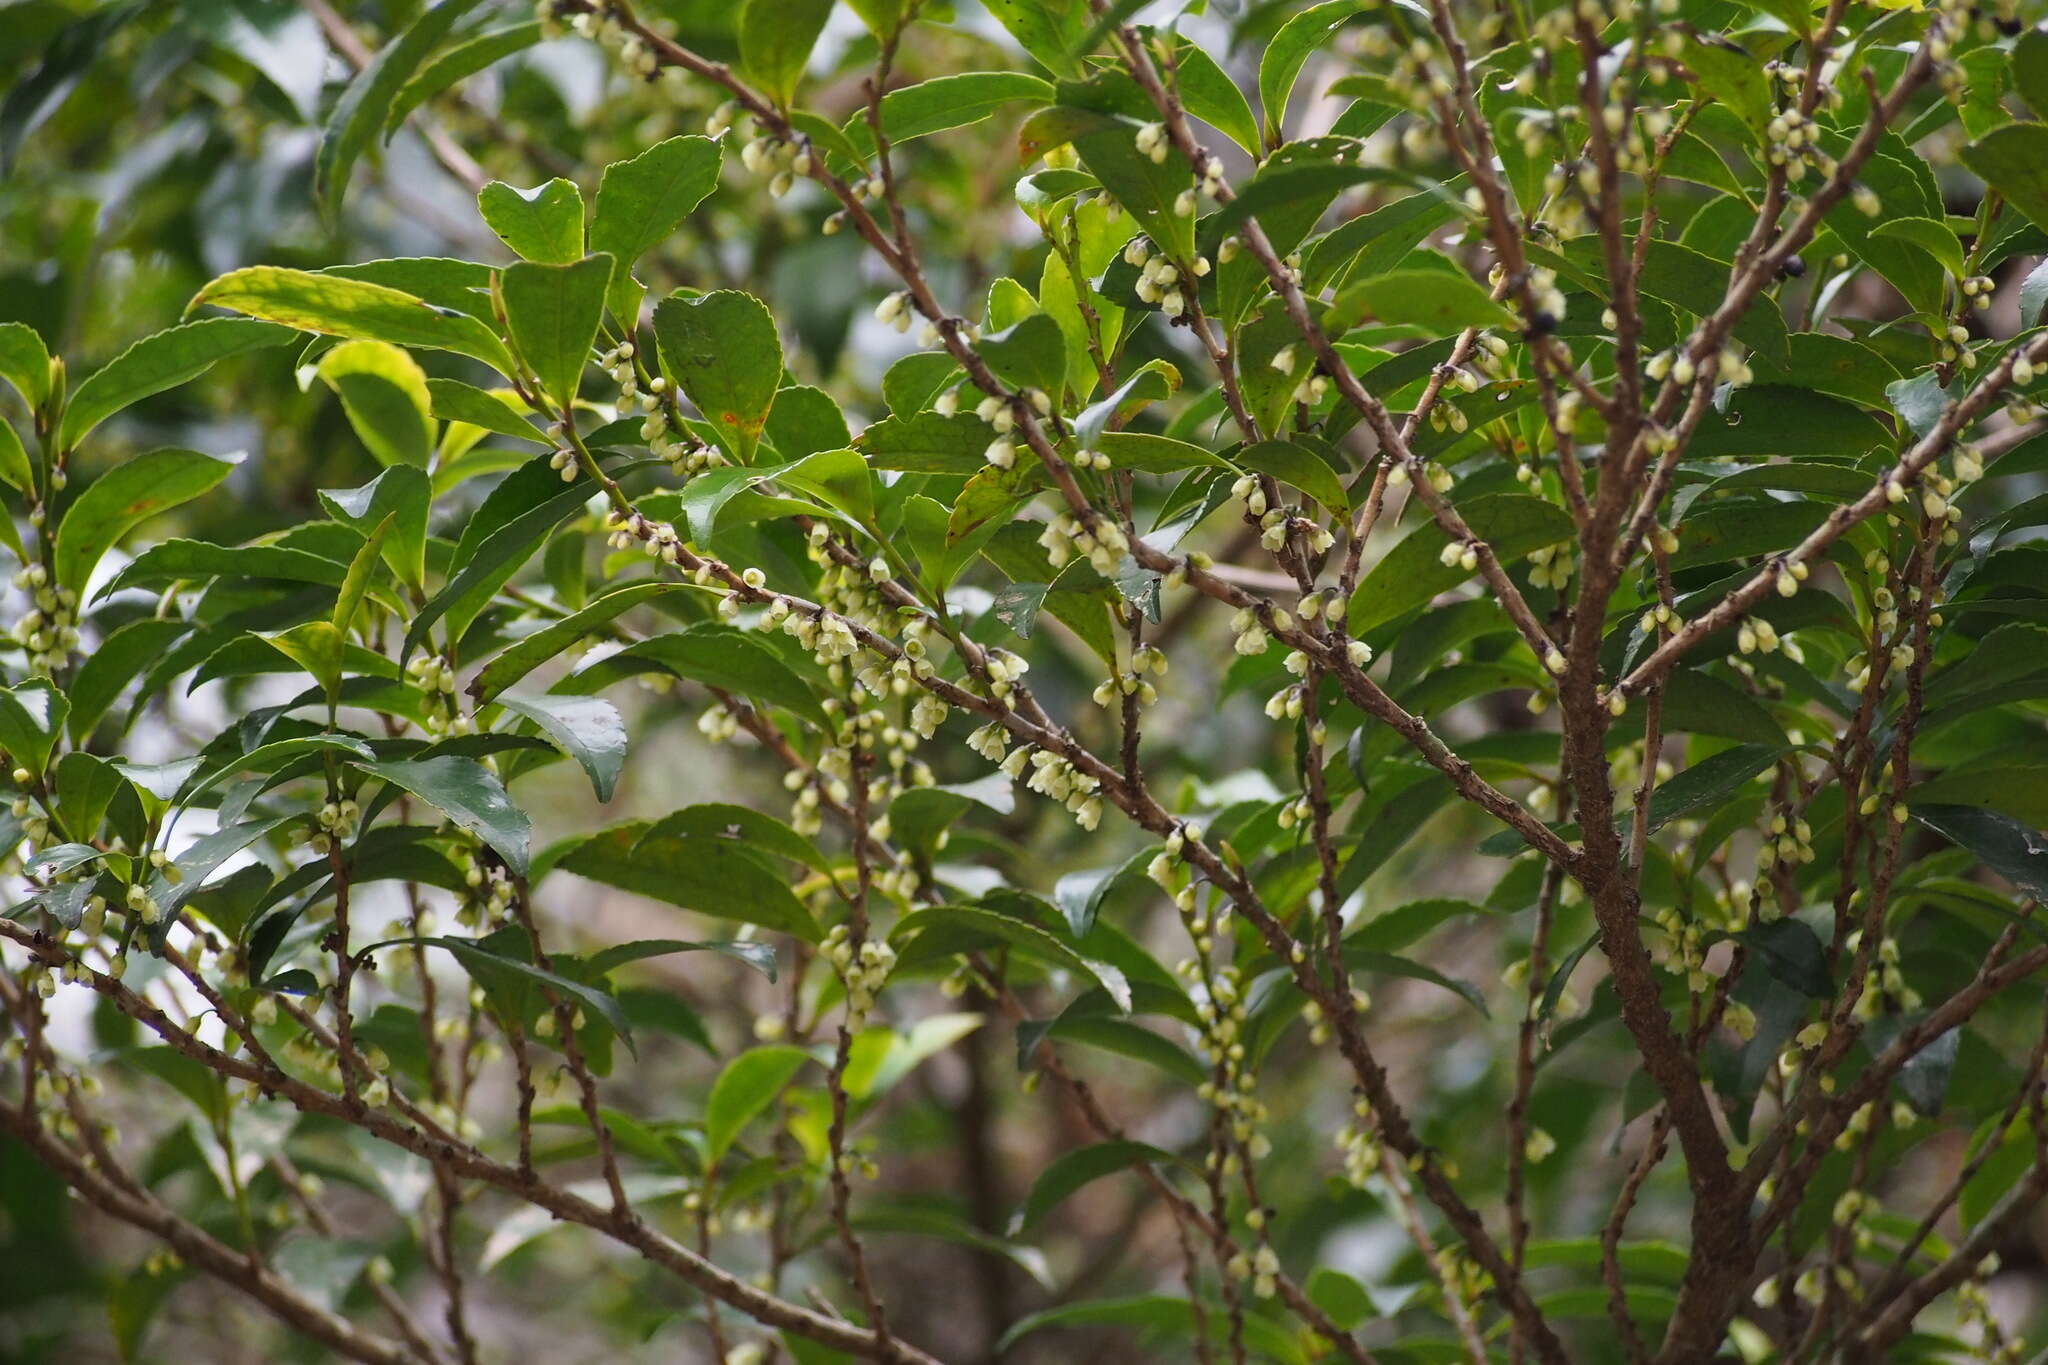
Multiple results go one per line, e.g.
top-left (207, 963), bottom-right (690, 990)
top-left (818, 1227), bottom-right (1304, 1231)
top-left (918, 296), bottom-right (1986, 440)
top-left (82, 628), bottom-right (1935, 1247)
top-left (984, 0), bottom-right (1089, 78)
top-left (387, 21), bottom-right (543, 134)
top-left (317, 339), bottom-right (434, 467)
top-left (780, 447), bottom-right (876, 525)
top-left (472, 582), bottom-right (697, 703)
top-left (882, 352), bottom-right (961, 416)
top-left (1913, 805), bottom-right (2048, 903)
top-left (66, 618), bottom-right (188, 743)
top-left (427, 378), bottom-right (544, 443)
top-left (1347, 493), bottom-right (1572, 633)
top-left (1306, 1267), bottom-right (1375, 1333)
top-left (1348, 898), bottom-right (1493, 953)
top-left (1870, 216), bottom-right (1966, 278)
top-left (1963, 124), bottom-right (2048, 235)
top-left (851, 1204), bottom-right (1052, 1290)
top-left (1236, 440), bottom-right (1349, 515)
top-left (1732, 917), bottom-right (1831, 998)
top-left (501, 254), bottom-right (613, 410)
top-left (0, 680), bottom-right (67, 777)
top-left (1909, 767), bottom-right (2048, 829)
top-left (705, 1045), bottom-right (815, 1160)
top-left (893, 906), bottom-right (1130, 1010)
top-left (556, 822), bottom-right (822, 940)
top-left (765, 385), bottom-right (852, 460)
top-left (478, 178), bottom-right (586, 264)
top-left (315, 0), bottom-right (483, 220)
top-left (1090, 432), bottom-right (1230, 474)
top-left (1679, 33), bottom-right (1772, 137)
top-left (888, 774), bottom-right (1016, 854)
top-left (1259, 0), bottom-right (1365, 143)
top-left (640, 804), bottom-right (827, 871)
top-left (2020, 258), bottom-right (2048, 331)
top-left (1645, 744), bottom-right (1778, 835)
top-left (653, 290), bottom-right (782, 462)
top-left (60, 318), bottom-right (296, 452)
top-left (1170, 39), bottom-right (1261, 157)
top-left (1331, 267), bottom-right (1516, 335)
top-left (319, 465), bottom-right (431, 588)
top-left (1011, 1140), bottom-right (1172, 1233)
top-left (588, 136), bottom-right (724, 322)
top-left (583, 937), bottom-right (778, 981)
top-left (978, 312), bottom-right (1069, 397)
top-left (2017, 28), bottom-right (2048, 119)
top-left (614, 625), bottom-right (826, 727)
top-left (357, 755), bottom-right (531, 875)
top-left (844, 72), bottom-right (1057, 155)
top-left (739, 0), bottom-right (832, 107)
top-left (401, 455), bottom-right (598, 664)
top-left (1210, 162), bottom-right (1425, 249)
top-left (369, 934), bottom-right (636, 1054)
top-left (264, 620), bottom-right (346, 700)
top-left (333, 512), bottom-right (393, 635)
top-left (857, 411), bottom-right (994, 473)
top-left (191, 267), bottom-right (514, 375)
top-left (53, 448), bottom-right (240, 593)
top-left (1659, 670), bottom-right (1789, 748)
top-left (0, 322), bottom-right (53, 411)
top-left (493, 692), bottom-right (628, 802)
top-left (1340, 945), bottom-right (1488, 1014)
top-left (0, 416), bottom-right (32, 496)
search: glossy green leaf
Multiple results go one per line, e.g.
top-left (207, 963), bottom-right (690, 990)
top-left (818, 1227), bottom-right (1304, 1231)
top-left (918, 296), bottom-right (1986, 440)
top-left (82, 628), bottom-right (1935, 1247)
top-left (556, 822), bottom-right (822, 940)
top-left (53, 448), bottom-right (240, 593)
top-left (858, 411), bottom-right (993, 473)
top-left (386, 20), bottom-right (543, 133)
top-left (984, 0), bottom-right (1088, 78)
top-left (478, 178), bottom-right (585, 264)
top-left (0, 680), bottom-right (67, 776)
top-left (1236, 440), bottom-right (1349, 515)
top-left (1871, 216), bottom-right (1966, 278)
top-left (332, 511), bottom-right (393, 635)
top-left (844, 72), bottom-right (1056, 156)
top-left (612, 626), bottom-right (825, 727)
top-left (315, 0), bottom-right (483, 220)
top-left (192, 267), bottom-right (514, 375)
top-left (588, 136), bottom-right (723, 321)
top-left (652, 290), bottom-right (782, 462)
top-left (370, 934), bottom-right (636, 1053)
top-left (1962, 124), bottom-right (2048, 235)
top-left (1914, 804), bottom-right (2048, 903)
top-left (319, 465), bottom-right (431, 588)
top-left (60, 318), bottom-right (296, 451)
top-left (1332, 267), bottom-right (1516, 335)
top-left (739, 0), bottom-right (832, 107)
top-left (472, 582), bottom-right (698, 703)
top-left (493, 692), bottom-right (628, 802)
top-left (317, 339), bottom-right (434, 467)
top-left (705, 1045), bottom-right (814, 1160)
top-left (426, 378), bottom-right (543, 443)
top-left (0, 322), bottom-right (53, 411)
top-left (1011, 1140), bottom-right (1171, 1233)
top-left (358, 755), bottom-right (531, 875)
top-left (1259, 0), bottom-right (1365, 142)
top-left (501, 254), bottom-right (612, 410)
top-left (978, 312), bottom-right (1069, 398)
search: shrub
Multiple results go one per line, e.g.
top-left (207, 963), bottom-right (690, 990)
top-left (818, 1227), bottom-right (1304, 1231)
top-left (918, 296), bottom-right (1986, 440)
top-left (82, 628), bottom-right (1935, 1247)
top-left (4, 0), bottom-right (2048, 1361)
